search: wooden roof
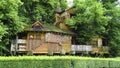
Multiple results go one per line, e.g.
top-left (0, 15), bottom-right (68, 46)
top-left (24, 21), bottom-right (74, 35)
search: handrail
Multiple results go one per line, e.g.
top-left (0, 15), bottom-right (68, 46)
top-left (71, 45), bottom-right (92, 51)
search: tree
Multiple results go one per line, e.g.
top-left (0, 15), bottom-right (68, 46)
top-left (101, 0), bottom-right (120, 56)
top-left (19, 0), bottom-right (67, 24)
top-left (67, 0), bottom-right (120, 56)
top-left (0, 0), bottom-right (67, 55)
top-left (66, 0), bottom-right (109, 44)
top-left (0, 0), bottom-right (25, 55)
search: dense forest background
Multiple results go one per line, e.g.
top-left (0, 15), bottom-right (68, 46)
top-left (0, 0), bottom-right (120, 57)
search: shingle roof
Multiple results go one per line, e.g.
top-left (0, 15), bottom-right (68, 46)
top-left (24, 22), bottom-right (74, 35)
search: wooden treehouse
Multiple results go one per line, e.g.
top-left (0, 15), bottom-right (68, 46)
top-left (11, 6), bottom-right (109, 56)
top-left (11, 7), bottom-right (74, 54)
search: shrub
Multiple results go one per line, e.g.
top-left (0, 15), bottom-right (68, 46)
top-left (0, 56), bottom-right (120, 68)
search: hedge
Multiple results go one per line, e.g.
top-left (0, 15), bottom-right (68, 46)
top-left (0, 56), bottom-right (120, 68)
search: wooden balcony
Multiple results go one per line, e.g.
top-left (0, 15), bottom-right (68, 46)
top-left (71, 45), bottom-right (92, 52)
top-left (71, 45), bottom-right (109, 54)
top-left (17, 39), bottom-right (27, 51)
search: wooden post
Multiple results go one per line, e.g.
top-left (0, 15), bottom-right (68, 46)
top-left (30, 34), bottom-right (34, 51)
top-left (14, 35), bottom-right (18, 55)
top-left (27, 33), bottom-right (34, 56)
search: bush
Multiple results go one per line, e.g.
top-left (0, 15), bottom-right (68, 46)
top-left (0, 56), bottom-right (120, 68)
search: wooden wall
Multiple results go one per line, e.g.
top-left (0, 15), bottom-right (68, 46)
top-left (11, 31), bottom-right (71, 54)
top-left (61, 39), bottom-right (71, 53)
top-left (27, 32), bottom-right (45, 51)
top-left (32, 42), bottom-right (49, 53)
top-left (32, 41), bottom-right (71, 54)
top-left (27, 32), bottom-right (72, 54)
top-left (32, 42), bottom-right (61, 53)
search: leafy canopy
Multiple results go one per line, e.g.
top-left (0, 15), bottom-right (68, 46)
top-left (66, 0), bottom-right (110, 44)
top-left (0, 0), bottom-right (25, 55)
top-left (19, 0), bottom-right (67, 24)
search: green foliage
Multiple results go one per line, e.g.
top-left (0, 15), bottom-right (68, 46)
top-left (0, 0), bottom-right (26, 55)
top-left (102, 1), bottom-right (120, 56)
top-left (0, 56), bottom-right (120, 68)
top-left (67, 0), bottom-right (120, 56)
top-left (0, 45), bottom-right (9, 56)
top-left (0, 0), bottom-right (25, 35)
top-left (0, 23), bottom-right (7, 41)
top-left (0, 0), bottom-right (67, 55)
top-left (0, 0), bottom-right (119, 57)
top-left (19, 0), bottom-right (67, 24)
top-left (67, 0), bottom-right (120, 57)
top-left (67, 0), bottom-right (110, 44)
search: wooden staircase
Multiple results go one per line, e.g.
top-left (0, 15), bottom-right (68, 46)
top-left (31, 39), bottom-right (45, 50)
top-left (32, 43), bottom-right (49, 53)
top-left (32, 42), bottom-right (61, 54)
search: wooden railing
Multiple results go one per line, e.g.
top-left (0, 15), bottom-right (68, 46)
top-left (17, 39), bottom-right (27, 51)
top-left (71, 45), bottom-right (109, 53)
top-left (11, 39), bottom-right (27, 51)
top-left (17, 39), bottom-right (26, 44)
top-left (71, 45), bottom-right (92, 51)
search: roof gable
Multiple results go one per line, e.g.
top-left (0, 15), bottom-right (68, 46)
top-left (32, 21), bottom-right (43, 27)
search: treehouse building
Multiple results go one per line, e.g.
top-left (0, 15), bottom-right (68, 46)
top-left (11, 6), bottom-right (75, 54)
top-left (11, 21), bottom-right (73, 54)
top-left (11, 6), bottom-right (109, 55)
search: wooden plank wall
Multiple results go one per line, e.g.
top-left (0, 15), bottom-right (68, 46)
top-left (27, 32), bottom-right (71, 54)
